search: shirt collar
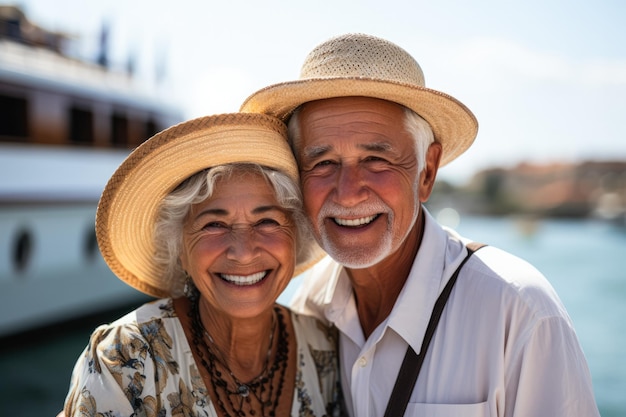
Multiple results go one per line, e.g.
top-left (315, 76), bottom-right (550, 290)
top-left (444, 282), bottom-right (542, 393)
top-left (386, 209), bottom-right (458, 352)
top-left (310, 208), bottom-right (469, 351)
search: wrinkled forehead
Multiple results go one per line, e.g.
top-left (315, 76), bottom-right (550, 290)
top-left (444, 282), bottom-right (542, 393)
top-left (298, 96), bottom-right (407, 121)
top-left (296, 98), bottom-right (412, 152)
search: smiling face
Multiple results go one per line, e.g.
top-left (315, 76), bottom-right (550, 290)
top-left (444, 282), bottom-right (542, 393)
top-left (296, 96), bottom-right (439, 269)
top-left (179, 171), bottom-right (296, 319)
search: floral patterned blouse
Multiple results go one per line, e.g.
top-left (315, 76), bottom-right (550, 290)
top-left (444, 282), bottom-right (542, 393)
top-left (63, 299), bottom-right (342, 417)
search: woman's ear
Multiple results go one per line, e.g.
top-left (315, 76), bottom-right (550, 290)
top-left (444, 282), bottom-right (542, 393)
top-left (179, 254), bottom-right (188, 274)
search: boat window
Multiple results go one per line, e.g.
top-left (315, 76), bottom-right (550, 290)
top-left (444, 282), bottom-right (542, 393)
top-left (145, 118), bottom-right (158, 142)
top-left (12, 228), bottom-right (33, 273)
top-left (0, 94), bottom-right (28, 139)
top-left (83, 227), bottom-right (99, 262)
top-left (111, 112), bottom-right (128, 147)
top-left (2, 17), bottom-right (21, 41)
top-left (69, 106), bottom-right (94, 145)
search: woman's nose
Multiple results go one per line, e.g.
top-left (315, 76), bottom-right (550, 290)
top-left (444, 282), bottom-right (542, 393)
top-left (225, 226), bottom-right (260, 262)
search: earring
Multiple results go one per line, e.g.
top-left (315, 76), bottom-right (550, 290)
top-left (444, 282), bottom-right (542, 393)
top-left (183, 272), bottom-right (198, 301)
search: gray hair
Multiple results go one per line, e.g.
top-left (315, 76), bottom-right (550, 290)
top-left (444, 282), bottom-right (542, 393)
top-left (288, 105), bottom-right (435, 175)
top-left (153, 163), bottom-right (312, 297)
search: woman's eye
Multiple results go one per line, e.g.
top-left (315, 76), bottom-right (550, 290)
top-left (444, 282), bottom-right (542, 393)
top-left (203, 221), bottom-right (227, 231)
top-left (256, 218), bottom-right (281, 228)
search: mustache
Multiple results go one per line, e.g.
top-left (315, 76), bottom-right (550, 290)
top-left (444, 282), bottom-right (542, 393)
top-left (318, 199), bottom-right (391, 220)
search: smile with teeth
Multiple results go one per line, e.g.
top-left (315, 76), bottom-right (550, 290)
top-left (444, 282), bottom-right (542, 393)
top-left (220, 271), bottom-right (267, 286)
top-left (334, 214), bottom-right (378, 227)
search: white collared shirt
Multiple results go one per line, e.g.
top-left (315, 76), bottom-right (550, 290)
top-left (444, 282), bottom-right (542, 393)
top-left (291, 210), bottom-right (600, 417)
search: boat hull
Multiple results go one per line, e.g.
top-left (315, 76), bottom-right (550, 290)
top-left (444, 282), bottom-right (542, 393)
top-left (0, 203), bottom-right (151, 337)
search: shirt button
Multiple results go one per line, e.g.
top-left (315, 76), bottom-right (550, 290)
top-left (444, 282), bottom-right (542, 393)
top-left (358, 357), bottom-right (367, 367)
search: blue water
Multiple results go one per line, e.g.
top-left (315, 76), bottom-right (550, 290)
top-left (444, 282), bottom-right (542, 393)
top-left (1, 216), bottom-right (624, 416)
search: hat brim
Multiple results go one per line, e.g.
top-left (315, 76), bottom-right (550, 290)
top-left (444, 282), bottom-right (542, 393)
top-left (241, 77), bottom-right (478, 166)
top-left (96, 113), bottom-right (322, 298)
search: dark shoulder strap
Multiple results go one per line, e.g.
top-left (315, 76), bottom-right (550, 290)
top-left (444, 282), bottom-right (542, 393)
top-left (383, 242), bottom-right (486, 417)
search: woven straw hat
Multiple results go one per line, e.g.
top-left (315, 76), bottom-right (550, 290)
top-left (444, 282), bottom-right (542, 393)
top-left (96, 112), bottom-right (323, 298)
top-left (240, 33), bottom-right (478, 166)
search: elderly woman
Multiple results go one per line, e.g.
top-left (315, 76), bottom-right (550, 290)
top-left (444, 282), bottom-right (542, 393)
top-left (62, 113), bottom-right (341, 417)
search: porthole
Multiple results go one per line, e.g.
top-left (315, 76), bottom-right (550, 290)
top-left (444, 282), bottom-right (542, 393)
top-left (13, 228), bottom-right (33, 273)
top-left (84, 227), bottom-right (99, 261)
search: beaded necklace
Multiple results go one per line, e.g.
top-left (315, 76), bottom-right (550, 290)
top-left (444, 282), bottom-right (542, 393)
top-left (188, 295), bottom-right (289, 417)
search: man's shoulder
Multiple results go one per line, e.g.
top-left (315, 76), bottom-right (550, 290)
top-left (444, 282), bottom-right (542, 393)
top-left (461, 245), bottom-right (567, 319)
top-left (467, 245), bottom-right (547, 287)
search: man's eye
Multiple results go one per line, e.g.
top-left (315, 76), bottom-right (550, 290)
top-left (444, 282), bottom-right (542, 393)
top-left (315, 160), bottom-right (334, 167)
top-left (364, 156), bottom-right (387, 163)
top-left (363, 156), bottom-right (391, 171)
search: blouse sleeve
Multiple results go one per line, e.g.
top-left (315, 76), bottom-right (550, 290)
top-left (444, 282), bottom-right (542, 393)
top-left (63, 322), bottom-right (165, 417)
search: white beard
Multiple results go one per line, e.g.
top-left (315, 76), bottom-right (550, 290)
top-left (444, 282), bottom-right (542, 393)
top-left (312, 191), bottom-right (419, 269)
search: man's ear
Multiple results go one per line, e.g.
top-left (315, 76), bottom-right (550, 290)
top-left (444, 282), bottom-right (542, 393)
top-left (418, 142), bottom-right (442, 202)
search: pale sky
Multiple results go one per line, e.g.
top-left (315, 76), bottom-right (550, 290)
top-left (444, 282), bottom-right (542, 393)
top-left (14, 0), bottom-right (626, 183)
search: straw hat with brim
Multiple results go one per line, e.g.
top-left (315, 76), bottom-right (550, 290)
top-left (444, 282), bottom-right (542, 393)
top-left (240, 33), bottom-right (478, 166)
top-left (96, 112), bottom-right (324, 298)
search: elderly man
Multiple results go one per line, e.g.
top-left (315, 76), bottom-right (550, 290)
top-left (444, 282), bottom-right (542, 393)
top-left (241, 33), bottom-right (599, 417)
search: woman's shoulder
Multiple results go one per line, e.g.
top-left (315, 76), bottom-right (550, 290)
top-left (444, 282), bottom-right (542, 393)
top-left (290, 309), bottom-right (338, 352)
top-left (110, 298), bottom-right (177, 325)
top-left (87, 298), bottom-right (178, 351)
top-left (288, 308), bottom-right (343, 415)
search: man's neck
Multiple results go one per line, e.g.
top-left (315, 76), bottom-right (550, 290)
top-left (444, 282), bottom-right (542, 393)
top-left (346, 214), bottom-right (425, 339)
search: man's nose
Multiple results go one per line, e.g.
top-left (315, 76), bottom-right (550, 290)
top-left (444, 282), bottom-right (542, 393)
top-left (334, 165), bottom-right (369, 207)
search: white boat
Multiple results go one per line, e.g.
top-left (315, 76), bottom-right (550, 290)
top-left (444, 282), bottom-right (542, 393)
top-left (0, 6), bottom-right (182, 337)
